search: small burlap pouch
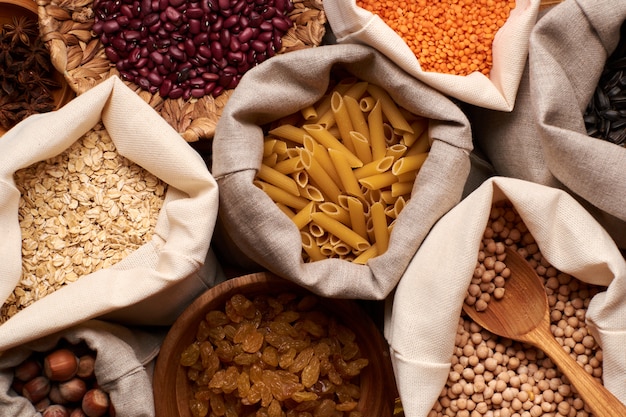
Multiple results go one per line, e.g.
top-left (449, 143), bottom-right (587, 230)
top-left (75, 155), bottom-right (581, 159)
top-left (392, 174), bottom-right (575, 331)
top-left (386, 176), bottom-right (626, 416)
top-left (211, 43), bottom-right (473, 299)
top-left (0, 75), bottom-right (220, 352)
top-left (37, 0), bottom-right (326, 142)
top-left (323, 0), bottom-right (541, 111)
top-left (465, 0), bottom-right (626, 249)
top-left (0, 320), bottom-right (163, 416)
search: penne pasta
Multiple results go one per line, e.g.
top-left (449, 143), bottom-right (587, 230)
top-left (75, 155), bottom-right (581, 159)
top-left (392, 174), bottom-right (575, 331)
top-left (262, 153), bottom-right (278, 167)
top-left (353, 245), bottom-right (378, 265)
top-left (318, 201), bottom-right (351, 226)
top-left (301, 231), bottom-right (325, 262)
top-left (276, 203), bottom-right (296, 218)
top-left (408, 130), bottom-right (431, 155)
top-left (367, 83), bottom-right (414, 134)
top-left (350, 131), bottom-right (373, 164)
top-left (300, 149), bottom-right (342, 204)
top-left (353, 156), bottom-right (395, 180)
top-left (299, 184), bottom-right (325, 202)
top-left (359, 171), bottom-right (398, 191)
top-left (343, 81), bottom-right (369, 100)
top-left (274, 155), bottom-right (304, 175)
top-left (370, 202), bottom-right (389, 254)
top-left (346, 196), bottom-right (368, 240)
top-left (402, 118), bottom-right (428, 147)
top-left (396, 170), bottom-right (418, 183)
top-left (254, 180), bottom-right (309, 210)
top-left (258, 164), bottom-right (300, 196)
top-left (331, 91), bottom-right (356, 153)
top-left (269, 125), bottom-right (309, 144)
top-left (293, 170), bottom-right (309, 188)
top-left (303, 135), bottom-right (343, 188)
top-left (301, 105), bottom-right (318, 121)
top-left (309, 221), bottom-right (325, 238)
top-left (311, 212), bottom-right (370, 251)
top-left (359, 96), bottom-right (376, 112)
top-left (302, 124), bottom-right (363, 168)
top-left (344, 95), bottom-right (370, 140)
top-left (292, 201), bottom-right (316, 230)
top-left (328, 148), bottom-right (365, 201)
top-left (392, 152), bottom-right (429, 176)
top-left (391, 181), bottom-right (414, 198)
top-left (385, 144), bottom-right (407, 161)
top-left (368, 100), bottom-right (387, 161)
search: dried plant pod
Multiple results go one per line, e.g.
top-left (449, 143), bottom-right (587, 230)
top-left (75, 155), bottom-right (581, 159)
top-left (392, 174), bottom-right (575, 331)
top-left (37, 0), bottom-right (327, 142)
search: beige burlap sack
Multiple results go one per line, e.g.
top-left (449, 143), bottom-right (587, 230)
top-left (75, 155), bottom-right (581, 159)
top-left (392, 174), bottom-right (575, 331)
top-left (0, 76), bottom-right (221, 352)
top-left (0, 320), bottom-right (163, 416)
top-left (323, 0), bottom-right (541, 111)
top-left (465, 0), bottom-right (626, 248)
top-left (212, 43), bottom-right (473, 299)
top-left (387, 176), bottom-right (626, 416)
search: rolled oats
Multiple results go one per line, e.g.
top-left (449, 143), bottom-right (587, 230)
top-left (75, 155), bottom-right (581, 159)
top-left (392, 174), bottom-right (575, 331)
top-left (0, 124), bottom-right (167, 323)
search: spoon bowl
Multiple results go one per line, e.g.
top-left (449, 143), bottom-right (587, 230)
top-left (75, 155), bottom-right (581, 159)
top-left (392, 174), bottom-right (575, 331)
top-left (463, 246), bottom-right (626, 417)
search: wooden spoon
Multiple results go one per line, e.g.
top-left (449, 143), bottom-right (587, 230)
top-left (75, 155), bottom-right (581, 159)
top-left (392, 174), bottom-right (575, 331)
top-left (463, 247), bottom-right (626, 416)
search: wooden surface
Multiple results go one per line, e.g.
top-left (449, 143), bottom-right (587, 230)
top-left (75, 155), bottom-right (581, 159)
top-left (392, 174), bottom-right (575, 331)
top-left (464, 248), bottom-right (626, 417)
top-left (153, 272), bottom-right (398, 417)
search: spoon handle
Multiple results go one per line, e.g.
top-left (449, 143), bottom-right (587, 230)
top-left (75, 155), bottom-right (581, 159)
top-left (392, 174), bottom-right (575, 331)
top-left (526, 323), bottom-right (626, 417)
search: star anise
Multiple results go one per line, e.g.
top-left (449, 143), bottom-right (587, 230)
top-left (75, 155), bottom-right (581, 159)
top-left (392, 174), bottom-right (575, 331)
top-left (3, 16), bottom-right (38, 47)
top-left (0, 93), bottom-right (23, 130)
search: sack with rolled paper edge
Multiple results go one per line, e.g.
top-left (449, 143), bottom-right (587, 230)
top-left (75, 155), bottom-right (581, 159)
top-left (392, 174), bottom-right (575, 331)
top-left (464, 0), bottom-right (626, 249)
top-left (0, 75), bottom-right (222, 353)
top-left (211, 43), bottom-right (473, 299)
top-left (323, 0), bottom-right (541, 112)
top-left (386, 176), bottom-right (626, 417)
top-left (0, 319), bottom-right (164, 417)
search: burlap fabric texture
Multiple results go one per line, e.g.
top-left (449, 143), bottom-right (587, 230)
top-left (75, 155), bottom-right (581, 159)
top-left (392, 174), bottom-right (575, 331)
top-left (211, 43), bottom-right (473, 299)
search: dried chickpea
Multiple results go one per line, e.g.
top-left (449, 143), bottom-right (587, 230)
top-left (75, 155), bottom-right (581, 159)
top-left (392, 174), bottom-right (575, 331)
top-left (429, 200), bottom-right (606, 417)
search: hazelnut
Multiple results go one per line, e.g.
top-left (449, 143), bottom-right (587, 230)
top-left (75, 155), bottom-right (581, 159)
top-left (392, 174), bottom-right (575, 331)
top-left (49, 384), bottom-right (66, 405)
top-left (22, 375), bottom-right (51, 404)
top-left (44, 349), bottom-right (79, 382)
top-left (69, 409), bottom-right (88, 417)
top-left (76, 355), bottom-right (96, 380)
top-left (14, 358), bottom-right (42, 382)
top-left (58, 378), bottom-right (87, 403)
top-left (42, 404), bottom-right (70, 417)
top-left (81, 388), bottom-right (110, 417)
top-left (35, 397), bottom-right (52, 412)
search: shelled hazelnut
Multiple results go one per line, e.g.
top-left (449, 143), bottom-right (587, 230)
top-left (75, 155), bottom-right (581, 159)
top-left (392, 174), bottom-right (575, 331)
top-left (11, 344), bottom-right (114, 416)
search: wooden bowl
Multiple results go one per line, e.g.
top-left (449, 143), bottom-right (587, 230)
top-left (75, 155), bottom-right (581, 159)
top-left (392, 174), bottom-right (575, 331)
top-left (153, 272), bottom-right (397, 417)
top-left (0, 0), bottom-right (74, 136)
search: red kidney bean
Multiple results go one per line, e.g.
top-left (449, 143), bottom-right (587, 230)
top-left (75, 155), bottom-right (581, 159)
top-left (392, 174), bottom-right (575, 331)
top-left (142, 12), bottom-right (159, 26)
top-left (149, 50), bottom-right (164, 64)
top-left (257, 30), bottom-right (273, 43)
top-left (183, 39), bottom-right (196, 56)
top-left (102, 19), bottom-right (121, 33)
top-left (168, 87), bottom-right (183, 99)
top-left (147, 71), bottom-right (163, 86)
top-left (168, 45), bottom-right (185, 61)
top-left (185, 7), bottom-right (204, 18)
top-left (220, 29), bottom-right (231, 48)
top-left (230, 36), bottom-right (241, 52)
top-left (164, 6), bottom-right (182, 23)
top-left (111, 36), bottom-right (127, 51)
top-left (262, 7), bottom-right (276, 19)
top-left (198, 45), bottom-right (212, 59)
top-left (232, 0), bottom-right (246, 14)
top-left (218, 72), bottom-right (232, 87)
top-left (223, 15), bottom-right (239, 29)
top-left (251, 40), bottom-right (267, 53)
top-left (169, 0), bottom-right (185, 6)
top-left (201, 72), bottom-right (219, 82)
top-left (123, 30), bottom-right (142, 41)
top-left (238, 27), bottom-right (254, 43)
top-left (105, 46), bottom-right (121, 62)
top-left (240, 42), bottom-right (249, 52)
top-left (272, 16), bottom-right (292, 32)
top-left (218, 0), bottom-right (229, 10)
top-left (120, 4), bottom-right (134, 17)
top-left (136, 57), bottom-right (149, 68)
top-left (193, 32), bottom-right (209, 45)
top-left (159, 78), bottom-right (172, 96)
top-left (210, 41), bottom-right (224, 61)
top-left (227, 50), bottom-right (244, 63)
top-left (204, 82), bottom-right (216, 95)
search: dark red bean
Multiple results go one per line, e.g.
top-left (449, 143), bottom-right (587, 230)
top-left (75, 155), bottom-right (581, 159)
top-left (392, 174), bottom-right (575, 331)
top-left (183, 39), bottom-right (196, 56)
top-left (183, 88), bottom-right (192, 100)
top-left (262, 6), bottom-right (276, 19)
top-left (238, 27), bottom-right (254, 43)
top-left (102, 19), bottom-right (121, 33)
top-left (213, 85), bottom-right (224, 96)
top-left (211, 41), bottom-right (223, 61)
top-left (230, 36), bottom-right (241, 52)
top-left (187, 19), bottom-right (201, 34)
top-left (163, 21), bottom-right (177, 31)
top-left (129, 18), bottom-right (143, 30)
top-left (240, 42), bottom-right (249, 52)
top-left (165, 6), bottom-right (182, 23)
top-left (128, 47), bottom-right (141, 63)
top-left (120, 4), bottom-right (134, 17)
top-left (223, 15), bottom-right (239, 29)
top-left (148, 20), bottom-right (161, 32)
top-left (257, 30), bottom-right (273, 43)
top-left (92, 20), bottom-right (104, 33)
top-left (142, 13), bottom-right (160, 26)
top-left (147, 71), bottom-right (163, 86)
top-left (201, 72), bottom-right (219, 81)
top-left (168, 87), bottom-right (184, 99)
top-left (272, 16), bottom-right (292, 32)
top-left (251, 40), bottom-right (266, 52)
top-left (124, 30), bottom-right (142, 41)
top-left (111, 37), bottom-right (127, 51)
top-left (227, 50), bottom-right (244, 63)
top-left (157, 64), bottom-right (168, 74)
top-left (117, 15), bottom-right (130, 27)
top-left (218, 72), bottom-right (232, 87)
top-left (149, 50), bottom-right (164, 64)
top-left (259, 21), bottom-right (274, 31)
top-left (141, 0), bottom-right (152, 13)
top-left (159, 78), bottom-right (173, 96)
top-left (119, 70), bottom-right (135, 82)
top-left (136, 57), bottom-right (149, 68)
top-left (105, 46), bottom-right (121, 62)
top-left (227, 75), bottom-right (239, 89)
top-left (186, 7), bottom-right (204, 18)
top-left (204, 82), bottom-right (216, 95)
top-left (168, 45), bottom-right (186, 61)
top-left (272, 34), bottom-right (282, 52)
top-left (193, 32), bottom-right (209, 45)
top-left (218, 0), bottom-right (229, 10)
top-left (191, 88), bottom-right (205, 98)
top-left (198, 45), bottom-right (212, 59)
top-left (169, 0), bottom-right (186, 6)
top-left (211, 16), bottom-right (223, 32)
top-left (232, 0), bottom-right (246, 14)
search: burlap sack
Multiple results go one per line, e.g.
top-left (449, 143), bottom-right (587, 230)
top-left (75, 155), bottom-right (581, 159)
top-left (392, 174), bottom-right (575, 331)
top-left (386, 176), bottom-right (626, 416)
top-left (211, 43), bottom-right (473, 299)
top-left (323, 0), bottom-right (541, 111)
top-left (0, 76), bottom-right (221, 352)
top-left (0, 320), bottom-right (163, 416)
top-left (465, 0), bottom-right (626, 248)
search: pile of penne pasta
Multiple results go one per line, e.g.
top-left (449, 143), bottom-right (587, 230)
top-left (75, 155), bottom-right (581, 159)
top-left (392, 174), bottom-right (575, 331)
top-left (256, 77), bottom-right (431, 264)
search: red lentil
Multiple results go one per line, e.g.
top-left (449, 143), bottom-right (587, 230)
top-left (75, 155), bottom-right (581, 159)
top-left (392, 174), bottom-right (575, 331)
top-left (356, 0), bottom-right (516, 76)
